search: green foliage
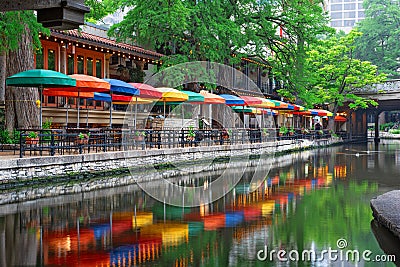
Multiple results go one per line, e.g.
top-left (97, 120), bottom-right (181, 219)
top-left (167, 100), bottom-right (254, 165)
top-left (78, 132), bottom-right (90, 139)
top-left (0, 11), bottom-right (49, 53)
top-left (299, 30), bottom-right (386, 111)
top-left (42, 118), bottom-right (52, 130)
top-left (0, 129), bottom-right (12, 144)
top-left (279, 125), bottom-right (288, 135)
top-left (135, 130), bottom-right (146, 136)
top-left (389, 129), bottom-right (400, 134)
top-left (28, 131), bottom-right (38, 138)
top-left (84, 0), bottom-right (123, 23)
top-left (129, 65), bottom-right (145, 83)
top-left (354, 0), bottom-right (400, 79)
top-left (380, 122), bottom-right (395, 131)
top-left (273, 181), bottom-right (379, 253)
top-left (187, 125), bottom-right (195, 138)
top-left (108, 0), bottom-right (331, 73)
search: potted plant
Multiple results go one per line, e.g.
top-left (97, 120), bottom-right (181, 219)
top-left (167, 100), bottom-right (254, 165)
top-left (262, 128), bottom-right (269, 137)
top-left (134, 131), bottom-right (146, 141)
top-left (187, 126), bottom-right (195, 141)
top-left (279, 126), bottom-right (288, 136)
top-left (26, 131), bottom-right (39, 145)
top-left (289, 127), bottom-right (295, 136)
top-left (77, 132), bottom-right (90, 145)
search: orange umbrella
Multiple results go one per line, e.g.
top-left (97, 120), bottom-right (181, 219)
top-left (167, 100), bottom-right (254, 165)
top-left (199, 90), bottom-right (226, 104)
top-left (47, 74), bottom-right (110, 127)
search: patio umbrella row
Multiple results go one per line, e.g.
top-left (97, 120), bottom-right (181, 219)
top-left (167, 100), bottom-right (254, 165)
top-left (6, 69), bottom-right (339, 129)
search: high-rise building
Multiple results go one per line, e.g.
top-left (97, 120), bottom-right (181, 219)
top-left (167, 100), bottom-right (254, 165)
top-left (328, 0), bottom-right (365, 33)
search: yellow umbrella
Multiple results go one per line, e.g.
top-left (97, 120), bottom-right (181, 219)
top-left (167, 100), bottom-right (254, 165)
top-left (251, 97), bottom-right (275, 108)
top-left (156, 87), bottom-right (188, 117)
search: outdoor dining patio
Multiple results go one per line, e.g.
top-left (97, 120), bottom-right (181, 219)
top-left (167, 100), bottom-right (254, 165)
top-left (4, 70), bottom-right (346, 158)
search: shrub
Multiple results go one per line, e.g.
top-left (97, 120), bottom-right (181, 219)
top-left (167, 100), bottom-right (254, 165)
top-left (389, 129), bottom-right (400, 134)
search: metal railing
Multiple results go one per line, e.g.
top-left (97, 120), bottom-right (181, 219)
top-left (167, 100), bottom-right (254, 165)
top-left (17, 128), bottom-right (333, 158)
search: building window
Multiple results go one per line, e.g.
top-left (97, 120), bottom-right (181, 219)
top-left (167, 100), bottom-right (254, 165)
top-left (77, 55), bottom-right (84, 74)
top-left (343, 12), bottom-right (356, 18)
top-left (344, 3), bottom-right (356, 10)
top-left (331, 0), bottom-right (342, 3)
top-left (47, 49), bottom-right (56, 70)
top-left (344, 20), bottom-right (355, 26)
top-left (67, 54), bottom-right (74, 75)
top-left (331, 12), bottom-right (342, 19)
top-left (358, 11), bottom-right (365, 18)
top-left (87, 57), bottom-right (94, 76)
top-left (47, 96), bottom-right (56, 104)
top-left (358, 3), bottom-right (364, 9)
top-left (331, 21), bottom-right (343, 27)
top-left (331, 4), bottom-right (342, 11)
top-left (96, 59), bottom-right (102, 78)
top-left (35, 49), bottom-right (44, 69)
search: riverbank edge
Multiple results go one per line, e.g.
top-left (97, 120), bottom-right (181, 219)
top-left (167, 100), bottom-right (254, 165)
top-left (0, 138), bottom-right (342, 187)
top-left (370, 190), bottom-right (400, 240)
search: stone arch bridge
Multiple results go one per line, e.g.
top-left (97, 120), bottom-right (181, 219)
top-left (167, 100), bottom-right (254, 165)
top-left (352, 79), bottom-right (400, 142)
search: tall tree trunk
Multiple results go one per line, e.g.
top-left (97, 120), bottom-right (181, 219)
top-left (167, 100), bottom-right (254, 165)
top-left (0, 51), bottom-right (5, 102)
top-left (5, 25), bottom-right (39, 131)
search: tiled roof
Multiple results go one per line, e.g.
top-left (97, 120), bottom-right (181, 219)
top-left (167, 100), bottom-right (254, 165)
top-left (51, 29), bottom-right (164, 59)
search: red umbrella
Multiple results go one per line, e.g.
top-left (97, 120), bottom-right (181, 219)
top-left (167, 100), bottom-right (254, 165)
top-left (239, 96), bottom-right (263, 106)
top-left (129, 83), bottom-right (162, 99)
top-left (334, 115), bottom-right (346, 122)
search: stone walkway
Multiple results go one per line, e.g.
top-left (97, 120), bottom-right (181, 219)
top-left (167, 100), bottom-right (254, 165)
top-left (370, 190), bottom-right (400, 239)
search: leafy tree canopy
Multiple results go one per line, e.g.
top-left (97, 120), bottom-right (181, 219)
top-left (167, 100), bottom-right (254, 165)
top-left (284, 30), bottom-right (387, 113)
top-left (107, 0), bottom-right (332, 73)
top-left (84, 0), bottom-right (124, 23)
top-left (0, 11), bottom-right (47, 53)
top-left (354, 0), bottom-right (400, 79)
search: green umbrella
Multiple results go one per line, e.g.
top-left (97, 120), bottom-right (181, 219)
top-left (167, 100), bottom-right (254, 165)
top-left (6, 69), bottom-right (76, 128)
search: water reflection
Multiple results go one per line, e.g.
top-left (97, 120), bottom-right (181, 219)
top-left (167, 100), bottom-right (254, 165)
top-left (1, 142), bottom-right (400, 266)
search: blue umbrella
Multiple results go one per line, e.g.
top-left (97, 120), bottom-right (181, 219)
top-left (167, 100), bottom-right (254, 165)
top-left (102, 79), bottom-right (139, 127)
top-left (92, 92), bottom-right (111, 102)
top-left (103, 79), bottom-right (139, 95)
top-left (219, 94), bottom-right (245, 106)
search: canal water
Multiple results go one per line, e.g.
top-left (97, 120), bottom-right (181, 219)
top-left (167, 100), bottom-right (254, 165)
top-left (1, 141), bottom-right (400, 266)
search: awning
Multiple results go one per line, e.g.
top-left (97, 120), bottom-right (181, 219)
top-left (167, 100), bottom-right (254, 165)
top-left (219, 94), bottom-right (245, 106)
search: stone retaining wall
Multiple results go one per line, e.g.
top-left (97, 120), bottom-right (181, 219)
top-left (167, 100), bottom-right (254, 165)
top-left (0, 139), bottom-right (335, 185)
top-left (0, 143), bottom-right (322, 206)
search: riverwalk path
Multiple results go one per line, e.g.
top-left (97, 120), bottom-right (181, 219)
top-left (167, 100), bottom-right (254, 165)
top-left (371, 190), bottom-right (400, 240)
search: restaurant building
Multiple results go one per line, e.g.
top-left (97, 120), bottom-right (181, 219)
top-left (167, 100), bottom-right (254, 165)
top-left (37, 22), bottom-right (164, 128)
